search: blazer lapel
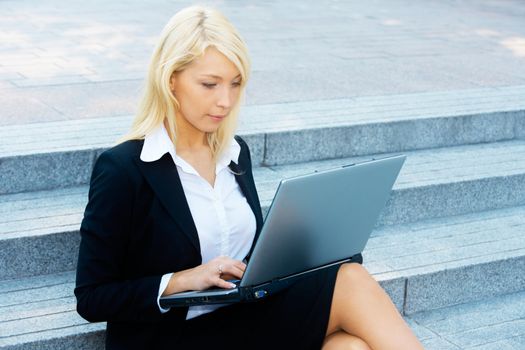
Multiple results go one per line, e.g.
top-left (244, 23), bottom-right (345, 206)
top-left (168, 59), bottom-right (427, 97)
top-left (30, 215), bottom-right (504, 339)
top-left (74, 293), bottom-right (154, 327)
top-left (229, 146), bottom-right (264, 262)
top-left (231, 162), bottom-right (263, 230)
top-left (134, 153), bottom-right (201, 255)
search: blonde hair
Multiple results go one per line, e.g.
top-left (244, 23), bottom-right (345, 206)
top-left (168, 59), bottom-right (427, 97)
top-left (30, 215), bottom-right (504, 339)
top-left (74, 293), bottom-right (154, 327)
top-left (120, 5), bottom-right (250, 161)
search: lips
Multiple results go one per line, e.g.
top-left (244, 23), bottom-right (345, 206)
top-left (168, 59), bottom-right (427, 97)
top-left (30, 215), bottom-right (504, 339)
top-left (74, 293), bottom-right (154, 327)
top-left (208, 114), bottom-right (226, 120)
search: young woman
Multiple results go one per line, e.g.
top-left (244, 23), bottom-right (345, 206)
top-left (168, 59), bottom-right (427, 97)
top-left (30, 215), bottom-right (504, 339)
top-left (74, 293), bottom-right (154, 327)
top-left (75, 5), bottom-right (424, 349)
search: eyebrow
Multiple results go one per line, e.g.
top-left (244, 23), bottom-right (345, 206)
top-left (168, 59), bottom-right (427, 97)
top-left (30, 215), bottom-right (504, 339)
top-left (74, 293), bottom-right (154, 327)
top-left (199, 73), bottom-right (241, 80)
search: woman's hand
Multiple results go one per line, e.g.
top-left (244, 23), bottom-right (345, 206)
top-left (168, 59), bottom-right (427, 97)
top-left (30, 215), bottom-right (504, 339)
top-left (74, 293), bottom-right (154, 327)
top-left (162, 256), bottom-right (246, 296)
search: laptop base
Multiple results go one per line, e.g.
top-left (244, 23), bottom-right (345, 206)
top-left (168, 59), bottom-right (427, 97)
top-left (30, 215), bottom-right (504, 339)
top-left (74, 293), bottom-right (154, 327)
top-left (159, 254), bottom-right (362, 308)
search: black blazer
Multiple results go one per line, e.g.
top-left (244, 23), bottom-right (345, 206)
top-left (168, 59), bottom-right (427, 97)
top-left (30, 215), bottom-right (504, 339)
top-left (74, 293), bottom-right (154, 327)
top-left (75, 135), bottom-right (264, 349)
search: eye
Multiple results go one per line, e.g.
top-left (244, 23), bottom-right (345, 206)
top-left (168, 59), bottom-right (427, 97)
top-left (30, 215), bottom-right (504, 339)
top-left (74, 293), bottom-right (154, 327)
top-left (202, 82), bottom-right (216, 89)
top-left (232, 81), bottom-right (242, 87)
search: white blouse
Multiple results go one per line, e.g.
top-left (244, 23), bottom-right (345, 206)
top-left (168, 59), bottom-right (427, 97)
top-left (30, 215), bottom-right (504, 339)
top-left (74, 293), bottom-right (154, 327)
top-left (140, 125), bottom-right (257, 320)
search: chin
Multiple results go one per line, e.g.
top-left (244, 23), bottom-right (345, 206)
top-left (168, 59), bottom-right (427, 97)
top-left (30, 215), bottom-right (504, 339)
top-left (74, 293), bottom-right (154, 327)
top-left (201, 125), bottom-right (222, 134)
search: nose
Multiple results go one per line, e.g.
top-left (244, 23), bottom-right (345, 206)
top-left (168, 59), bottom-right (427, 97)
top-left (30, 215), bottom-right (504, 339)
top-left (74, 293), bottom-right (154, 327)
top-left (216, 85), bottom-right (233, 110)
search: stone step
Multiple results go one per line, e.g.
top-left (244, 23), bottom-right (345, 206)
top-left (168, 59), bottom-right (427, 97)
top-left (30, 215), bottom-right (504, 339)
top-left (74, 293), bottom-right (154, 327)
top-left (1, 205), bottom-right (524, 349)
top-left (367, 205), bottom-right (525, 314)
top-left (255, 139), bottom-right (525, 225)
top-left (0, 272), bottom-right (105, 350)
top-left (406, 291), bottom-right (525, 349)
top-left (2, 140), bottom-right (525, 279)
top-left (1, 86), bottom-right (524, 194)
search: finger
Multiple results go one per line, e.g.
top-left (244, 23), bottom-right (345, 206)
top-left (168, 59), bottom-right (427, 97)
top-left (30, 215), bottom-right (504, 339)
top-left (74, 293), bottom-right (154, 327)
top-left (233, 264), bottom-right (245, 278)
top-left (220, 258), bottom-right (245, 272)
top-left (220, 256), bottom-right (245, 269)
top-left (214, 277), bottom-right (237, 289)
top-left (234, 260), bottom-right (247, 271)
top-left (219, 273), bottom-right (238, 281)
top-left (222, 264), bottom-right (245, 279)
top-left (213, 257), bottom-right (245, 278)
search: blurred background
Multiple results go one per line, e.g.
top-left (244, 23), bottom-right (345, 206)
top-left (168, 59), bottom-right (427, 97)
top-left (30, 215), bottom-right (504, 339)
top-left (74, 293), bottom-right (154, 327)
top-left (1, 0), bottom-right (524, 125)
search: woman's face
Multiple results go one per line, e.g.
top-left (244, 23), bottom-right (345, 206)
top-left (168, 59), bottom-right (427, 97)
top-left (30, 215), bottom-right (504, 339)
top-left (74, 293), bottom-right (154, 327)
top-left (169, 46), bottom-right (242, 140)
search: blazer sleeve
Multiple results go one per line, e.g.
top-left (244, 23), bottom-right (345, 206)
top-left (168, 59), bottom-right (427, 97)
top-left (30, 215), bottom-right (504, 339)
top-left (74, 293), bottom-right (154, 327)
top-left (75, 150), bottom-right (164, 323)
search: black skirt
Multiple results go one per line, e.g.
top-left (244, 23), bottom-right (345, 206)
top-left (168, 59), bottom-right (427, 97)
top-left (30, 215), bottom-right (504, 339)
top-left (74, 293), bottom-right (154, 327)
top-left (175, 263), bottom-right (342, 350)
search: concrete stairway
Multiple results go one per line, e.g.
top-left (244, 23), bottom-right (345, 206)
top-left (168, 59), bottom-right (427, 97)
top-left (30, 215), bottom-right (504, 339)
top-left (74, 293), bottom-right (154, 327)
top-left (406, 290), bottom-right (525, 349)
top-left (1, 86), bottom-right (524, 349)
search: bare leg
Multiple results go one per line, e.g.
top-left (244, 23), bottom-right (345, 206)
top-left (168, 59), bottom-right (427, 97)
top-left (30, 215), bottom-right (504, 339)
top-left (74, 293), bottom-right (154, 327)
top-left (322, 331), bottom-right (371, 350)
top-left (324, 263), bottom-right (424, 350)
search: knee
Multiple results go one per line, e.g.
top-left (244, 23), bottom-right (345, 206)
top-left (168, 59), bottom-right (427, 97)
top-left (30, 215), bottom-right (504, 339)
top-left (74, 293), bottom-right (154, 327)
top-left (337, 263), bottom-right (375, 287)
top-left (338, 263), bottom-right (373, 282)
top-left (322, 331), bottom-right (371, 350)
top-left (346, 337), bottom-right (372, 350)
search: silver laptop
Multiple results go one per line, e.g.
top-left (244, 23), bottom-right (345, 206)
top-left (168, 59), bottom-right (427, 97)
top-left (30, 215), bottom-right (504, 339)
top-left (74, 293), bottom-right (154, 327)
top-left (159, 154), bottom-right (406, 308)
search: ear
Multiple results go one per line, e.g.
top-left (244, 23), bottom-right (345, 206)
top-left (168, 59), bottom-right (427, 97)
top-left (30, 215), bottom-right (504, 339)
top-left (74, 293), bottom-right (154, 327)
top-left (169, 73), bottom-right (177, 92)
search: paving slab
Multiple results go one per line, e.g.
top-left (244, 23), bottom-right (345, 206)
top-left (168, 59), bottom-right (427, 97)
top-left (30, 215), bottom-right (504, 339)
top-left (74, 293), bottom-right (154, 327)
top-left (4, 85), bottom-right (523, 156)
top-left (1, 0), bottom-right (525, 125)
top-left (1, 256), bottom-right (524, 349)
top-left (1, 183), bottom-right (524, 316)
top-left (1, 86), bottom-right (524, 194)
top-left (255, 139), bottom-right (525, 225)
top-left (368, 204), bottom-right (525, 313)
top-left (0, 272), bottom-right (105, 350)
top-left (407, 291), bottom-right (525, 350)
top-left (2, 140), bottom-right (525, 279)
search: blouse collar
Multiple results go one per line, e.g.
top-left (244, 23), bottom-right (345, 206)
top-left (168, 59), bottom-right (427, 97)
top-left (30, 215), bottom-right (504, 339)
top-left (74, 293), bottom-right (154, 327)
top-left (140, 124), bottom-right (241, 174)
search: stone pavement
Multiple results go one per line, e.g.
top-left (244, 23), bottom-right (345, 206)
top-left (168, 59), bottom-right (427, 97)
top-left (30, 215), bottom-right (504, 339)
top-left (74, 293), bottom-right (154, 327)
top-left (406, 290), bottom-right (525, 349)
top-left (1, 0), bottom-right (525, 126)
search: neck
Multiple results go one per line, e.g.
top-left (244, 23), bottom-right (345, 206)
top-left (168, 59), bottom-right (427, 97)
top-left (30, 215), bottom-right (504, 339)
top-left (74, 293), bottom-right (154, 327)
top-left (176, 136), bottom-right (208, 152)
top-left (164, 118), bottom-right (209, 152)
